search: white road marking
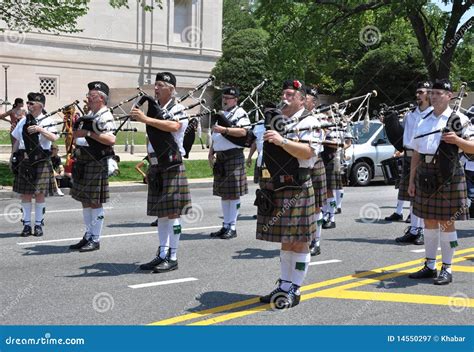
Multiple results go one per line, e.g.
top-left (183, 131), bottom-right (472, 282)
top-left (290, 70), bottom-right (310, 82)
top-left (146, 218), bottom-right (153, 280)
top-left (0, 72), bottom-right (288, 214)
top-left (1, 206), bottom-right (113, 217)
top-left (128, 277), bottom-right (198, 289)
top-left (410, 247), bottom-right (441, 253)
top-left (309, 259), bottom-right (342, 266)
top-left (17, 225), bottom-right (221, 245)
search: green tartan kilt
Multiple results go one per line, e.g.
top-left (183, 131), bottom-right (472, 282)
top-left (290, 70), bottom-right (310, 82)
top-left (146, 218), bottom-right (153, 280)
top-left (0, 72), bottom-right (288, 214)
top-left (311, 157), bottom-right (327, 209)
top-left (413, 161), bottom-right (468, 221)
top-left (325, 158), bottom-right (342, 190)
top-left (147, 163), bottom-right (192, 218)
top-left (397, 155), bottom-right (411, 201)
top-left (70, 154), bottom-right (109, 204)
top-left (13, 159), bottom-right (54, 196)
top-left (213, 150), bottom-right (248, 199)
top-left (256, 178), bottom-right (316, 243)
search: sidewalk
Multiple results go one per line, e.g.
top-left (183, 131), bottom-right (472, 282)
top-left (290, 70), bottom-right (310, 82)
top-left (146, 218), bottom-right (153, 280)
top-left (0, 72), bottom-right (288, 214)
top-left (0, 144), bottom-right (250, 162)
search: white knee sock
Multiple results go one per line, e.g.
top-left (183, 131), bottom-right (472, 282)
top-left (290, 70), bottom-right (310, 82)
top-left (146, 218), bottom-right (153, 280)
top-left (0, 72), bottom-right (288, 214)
top-left (169, 218), bottom-right (181, 261)
top-left (424, 228), bottom-right (440, 269)
top-left (90, 208), bottom-right (104, 242)
top-left (335, 189), bottom-right (344, 208)
top-left (396, 200), bottom-right (404, 215)
top-left (279, 250), bottom-right (292, 292)
top-left (440, 231), bottom-right (458, 273)
top-left (315, 212), bottom-right (323, 246)
top-left (228, 199), bottom-right (240, 231)
top-left (34, 202), bottom-right (45, 226)
top-left (82, 207), bottom-right (93, 240)
top-left (291, 252), bottom-right (311, 287)
top-left (327, 198), bottom-right (336, 222)
top-left (221, 200), bottom-right (230, 228)
top-left (21, 202), bottom-right (32, 226)
top-left (158, 217), bottom-right (170, 259)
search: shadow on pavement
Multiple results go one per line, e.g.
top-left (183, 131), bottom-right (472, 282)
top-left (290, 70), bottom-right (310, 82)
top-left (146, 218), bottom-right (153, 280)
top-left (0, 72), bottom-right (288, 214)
top-left (232, 247), bottom-right (280, 260)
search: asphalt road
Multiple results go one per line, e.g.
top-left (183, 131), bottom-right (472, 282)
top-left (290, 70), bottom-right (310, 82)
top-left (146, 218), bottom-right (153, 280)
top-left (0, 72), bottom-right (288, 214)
top-left (1, 184), bottom-right (473, 325)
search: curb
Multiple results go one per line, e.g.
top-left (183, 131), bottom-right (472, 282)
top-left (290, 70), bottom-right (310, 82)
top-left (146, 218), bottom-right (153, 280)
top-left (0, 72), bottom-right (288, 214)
top-left (0, 180), bottom-right (217, 200)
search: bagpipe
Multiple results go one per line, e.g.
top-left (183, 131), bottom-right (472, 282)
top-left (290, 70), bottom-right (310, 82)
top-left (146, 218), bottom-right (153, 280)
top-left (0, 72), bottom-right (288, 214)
top-left (209, 79), bottom-right (270, 148)
top-left (377, 101), bottom-right (416, 152)
top-left (414, 82), bottom-right (469, 183)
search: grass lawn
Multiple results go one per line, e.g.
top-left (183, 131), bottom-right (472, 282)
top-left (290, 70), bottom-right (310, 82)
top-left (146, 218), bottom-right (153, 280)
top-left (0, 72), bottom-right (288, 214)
top-left (0, 160), bottom-right (255, 186)
top-left (0, 130), bottom-right (208, 146)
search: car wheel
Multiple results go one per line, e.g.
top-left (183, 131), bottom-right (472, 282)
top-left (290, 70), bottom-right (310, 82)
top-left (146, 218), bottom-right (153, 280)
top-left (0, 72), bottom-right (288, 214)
top-left (350, 161), bottom-right (372, 186)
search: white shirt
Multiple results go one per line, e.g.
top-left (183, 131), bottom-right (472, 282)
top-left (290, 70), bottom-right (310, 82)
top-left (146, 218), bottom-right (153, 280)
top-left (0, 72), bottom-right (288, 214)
top-left (147, 99), bottom-right (189, 157)
top-left (212, 106), bottom-right (250, 151)
top-left (403, 106), bottom-right (433, 149)
top-left (284, 108), bottom-right (321, 168)
top-left (411, 107), bottom-right (469, 154)
top-left (75, 106), bottom-right (116, 147)
top-left (253, 122), bottom-right (265, 167)
top-left (12, 113), bottom-right (57, 150)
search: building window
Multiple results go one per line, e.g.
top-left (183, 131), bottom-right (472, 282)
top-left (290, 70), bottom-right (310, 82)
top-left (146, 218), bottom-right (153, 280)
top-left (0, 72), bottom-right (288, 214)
top-left (174, 0), bottom-right (193, 43)
top-left (39, 77), bottom-right (57, 96)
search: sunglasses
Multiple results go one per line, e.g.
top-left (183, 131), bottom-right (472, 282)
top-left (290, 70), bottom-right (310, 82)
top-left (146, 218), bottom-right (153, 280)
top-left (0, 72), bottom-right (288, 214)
top-left (26, 101), bottom-right (35, 105)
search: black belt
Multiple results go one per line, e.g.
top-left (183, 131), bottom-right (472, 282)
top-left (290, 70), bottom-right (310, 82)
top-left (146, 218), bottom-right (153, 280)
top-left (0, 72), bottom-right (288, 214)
top-left (216, 148), bottom-right (243, 158)
top-left (420, 154), bottom-right (435, 163)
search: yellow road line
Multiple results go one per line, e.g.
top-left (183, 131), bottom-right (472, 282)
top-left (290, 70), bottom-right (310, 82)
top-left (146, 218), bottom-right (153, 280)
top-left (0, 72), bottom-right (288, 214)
top-left (312, 289), bottom-right (474, 307)
top-left (450, 265), bottom-right (474, 273)
top-left (148, 248), bottom-right (474, 326)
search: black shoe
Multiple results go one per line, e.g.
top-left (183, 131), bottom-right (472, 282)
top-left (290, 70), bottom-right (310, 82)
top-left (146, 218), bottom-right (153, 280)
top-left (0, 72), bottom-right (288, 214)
top-left (409, 264), bottom-right (437, 279)
top-left (287, 285), bottom-right (301, 308)
top-left (69, 236), bottom-right (89, 250)
top-left (33, 225), bottom-right (43, 237)
top-left (433, 266), bottom-right (452, 285)
top-left (310, 244), bottom-right (321, 256)
top-left (260, 279), bottom-right (288, 304)
top-left (79, 240), bottom-right (100, 252)
top-left (413, 229), bottom-right (424, 245)
top-left (405, 214), bottom-right (411, 223)
top-left (384, 212), bottom-right (403, 221)
top-left (152, 258), bottom-right (178, 273)
top-left (20, 225), bottom-right (32, 237)
top-left (322, 221), bottom-right (335, 229)
top-left (150, 219), bottom-right (158, 226)
top-left (336, 208), bottom-right (342, 214)
top-left (139, 255), bottom-right (165, 270)
top-left (219, 229), bottom-right (237, 239)
top-left (395, 227), bottom-right (417, 243)
top-left (210, 226), bottom-right (227, 238)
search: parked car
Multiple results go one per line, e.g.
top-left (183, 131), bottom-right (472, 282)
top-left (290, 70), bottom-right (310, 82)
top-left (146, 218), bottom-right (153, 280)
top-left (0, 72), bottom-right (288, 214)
top-left (343, 120), bottom-right (395, 186)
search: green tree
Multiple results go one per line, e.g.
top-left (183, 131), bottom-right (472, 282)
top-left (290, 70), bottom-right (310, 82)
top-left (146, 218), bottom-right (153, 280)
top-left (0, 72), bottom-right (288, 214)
top-left (212, 28), bottom-right (280, 114)
top-left (0, 0), bottom-right (160, 34)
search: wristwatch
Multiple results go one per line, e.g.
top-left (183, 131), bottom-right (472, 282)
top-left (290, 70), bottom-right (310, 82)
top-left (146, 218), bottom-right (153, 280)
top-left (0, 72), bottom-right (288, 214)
top-left (86, 131), bottom-right (92, 137)
top-left (281, 138), bottom-right (289, 146)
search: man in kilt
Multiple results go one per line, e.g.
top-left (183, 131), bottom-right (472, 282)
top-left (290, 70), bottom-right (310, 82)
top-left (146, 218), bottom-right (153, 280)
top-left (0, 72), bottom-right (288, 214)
top-left (257, 79), bottom-right (319, 309)
top-left (208, 86), bottom-right (249, 239)
top-left (69, 82), bottom-right (116, 252)
top-left (408, 79), bottom-right (470, 285)
top-left (321, 113), bottom-right (345, 229)
top-left (304, 86), bottom-right (326, 256)
top-left (11, 93), bottom-right (58, 237)
top-left (390, 81), bottom-right (433, 245)
top-left (132, 72), bottom-right (191, 273)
